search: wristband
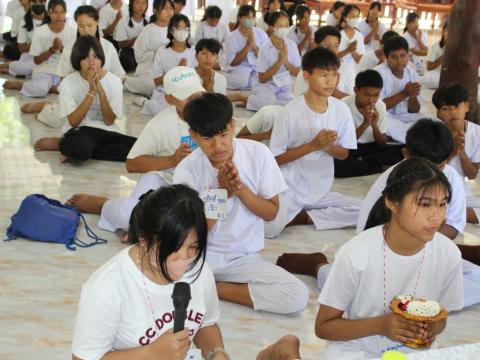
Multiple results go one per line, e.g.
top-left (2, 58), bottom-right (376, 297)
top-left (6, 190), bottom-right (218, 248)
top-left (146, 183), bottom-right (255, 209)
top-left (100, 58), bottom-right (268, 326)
top-left (207, 347), bottom-right (231, 360)
top-left (87, 92), bottom-right (95, 98)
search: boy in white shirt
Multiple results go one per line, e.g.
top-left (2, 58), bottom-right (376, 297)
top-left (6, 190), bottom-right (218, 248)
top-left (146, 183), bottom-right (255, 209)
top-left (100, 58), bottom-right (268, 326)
top-left (98, 0), bottom-right (128, 48)
top-left (236, 104), bottom-right (283, 145)
top-left (357, 30), bottom-right (397, 72)
top-left (66, 66), bottom-right (205, 238)
top-left (375, 35), bottom-right (428, 143)
top-left (335, 69), bottom-right (403, 178)
top-left (174, 92), bottom-right (309, 314)
top-left (266, 47), bottom-right (360, 238)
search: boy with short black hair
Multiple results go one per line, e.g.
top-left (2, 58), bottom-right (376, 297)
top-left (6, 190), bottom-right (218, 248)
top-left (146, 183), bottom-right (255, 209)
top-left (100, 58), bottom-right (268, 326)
top-left (266, 46), bottom-right (360, 238)
top-left (194, 38), bottom-right (227, 94)
top-left (335, 69), bottom-right (403, 177)
top-left (174, 92), bottom-right (309, 314)
top-left (173, 0), bottom-right (186, 14)
top-left (357, 30), bottom-right (397, 72)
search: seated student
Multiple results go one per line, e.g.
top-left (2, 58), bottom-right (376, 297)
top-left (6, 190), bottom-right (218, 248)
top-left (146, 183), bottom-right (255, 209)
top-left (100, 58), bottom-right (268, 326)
top-left (98, 0), bottom-right (128, 49)
top-left (266, 47), bottom-right (360, 238)
top-left (193, 38), bottom-right (227, 94)
top-left (433, 84), bottom-right (480, 227)
top-left (242, 11), bottom-right (300, 111)
top-left (173, 0), bottom-right (186, 14)
top-left (287, 5), bottom-right (317, 56)
top-left (236, 104), bottom-right (283, 145)
top-left (71, 185), bottom-right (229, 360)
top-left (0, 0), bottom-right (46, 78)
top-left (294, 26), bottom-right (356, 101)
top-left (358, 1), bottom-right (385, 52)
top-left (224, 4), bottom-right (268, 90)
top-left (334, 70), bottom-right (403, 178)
top-left (421, 22), bottom-right (447, 89)
top-left (337, 4), bottom-right (365, 64)
top-left (34, 36), bottom-right (136, 163)
top-left (403, 12), bottom-right (428, 75)
top-left (2, 0), bottom-right (28, 60)
top-left (375, 35), bottom-right (426, 143)
top-left (138, 13), bottom-right (196, 116)
top-left (114, 0), bottom-right (148, 73)
top-left (228, 0), bottom-right (249, 31)
top-left (325, 1), bottom-right (344, 27)
top-left (174, 92), bottom-right (309, 314)
top-left (256, 0), bottom-right (285, 35)
top-left (357, 30), bottom-right (397, 72)
top-left (2, 0), bottom-right (23, 44)
top-left (3, 0), bottom-right (76, 97)
top-left (67, 66), bottom-right (205, 236)
top-left (124, 0), bottom-right (174, 96)
top-left (192, 5), bottom-right (229, 45)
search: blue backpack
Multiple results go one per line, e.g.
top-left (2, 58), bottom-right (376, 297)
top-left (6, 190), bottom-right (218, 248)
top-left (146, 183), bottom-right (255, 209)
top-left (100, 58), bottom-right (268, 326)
top-left (6, 194), bottom-right (107, 250)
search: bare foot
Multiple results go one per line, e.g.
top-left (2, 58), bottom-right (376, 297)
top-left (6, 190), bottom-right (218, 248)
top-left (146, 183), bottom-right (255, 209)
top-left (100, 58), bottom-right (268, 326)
top-left (34, 137), bottom-right (60, 151)
top-left (276, 252), bottom-right (328, 277)
top-left (50, 85), bottom-right (58, 94)
top-left (59, 155), bottom-right (69, 163)
top-left (3, 80), bottom-right (23, 90)
top-left (66, 194), bottom-right (109, 214)
top-left (21, 101), bottom-right (51, 114)
top-left (256, 335), bottom-right (301, 360)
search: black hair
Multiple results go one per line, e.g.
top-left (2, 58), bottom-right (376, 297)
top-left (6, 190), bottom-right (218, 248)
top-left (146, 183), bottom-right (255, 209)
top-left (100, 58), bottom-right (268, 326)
top-left (128, 184), bottom-right (208, 283)
top-left (150, 0), bottom-right (174, 23)
top-left (380, 30), bottom-right (398, 45)
top-left (432, 83), bottom-right (469, 109)
top-left (195, 38), bottom-right (221, 54)
top-left (74, 5), bottom-right (100, 39)
top-left (337, 4), bottom-right (360, 30)
top-left (383, 35), bottom-right (409, 57)
top-left (43, 0), bottom-right (66, 25)
top-left (302, 46), bottom-right (340, 73)
top-left (70, 35), bottom-right (105, 71)
top-left (267, 10), bottom-right (289, 27)
top-left (439, 21), bottom-right (447, 48)
top-left (329, 1), bottom-right (345, 13)
top-left (166, 13), bottom-right (191, 48)
top-left (365, 157), bottom-right (452, 230)
top-left (201, 5), bottom-right (222, 22)
top-left (405, 118), bottom-right (453, 164)
top-left (128, 0), bottom-right (148, 28)
top-left (366, 1), bottom-right (381, 23)
top-left (314, 25), bottom-right (341, 45)
top-left (293, 5), bottom-right (310, 34)
top-left (238, 4), bottom-right (256, 19)
top-left (24, 1), bottom-right (47, 32)
top-left (355, 69), bottom-right (383, 89)
top-left (263, 0), bottom-right (288, 26)
top-left (174, 0), bottom-right (187, 6)
top-left (184, 93), bottom-right (233, 137)
top-left (403, 12), bottom-right (419, 33)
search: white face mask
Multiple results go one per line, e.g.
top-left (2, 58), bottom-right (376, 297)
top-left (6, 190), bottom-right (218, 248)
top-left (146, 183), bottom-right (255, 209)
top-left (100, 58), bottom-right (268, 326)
top-left (33, 19), bottom-right (43, 27)
top-left (165, 257), bottom-right (195, 280)
top-left (242, 18), bottom-right (255, 29)
top-left (274, 27), bottom-right (289, 40)
top-left (347, 18), bottom-right (359, 28)
top-left (173, 29), bottom-right (189, 42)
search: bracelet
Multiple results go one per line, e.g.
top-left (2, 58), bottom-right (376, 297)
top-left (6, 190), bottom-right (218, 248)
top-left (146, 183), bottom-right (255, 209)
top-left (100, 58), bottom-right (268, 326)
top-left (87, 92), bottom-right (95, 98)
top-left (207, 347), bottom-right (231, 360)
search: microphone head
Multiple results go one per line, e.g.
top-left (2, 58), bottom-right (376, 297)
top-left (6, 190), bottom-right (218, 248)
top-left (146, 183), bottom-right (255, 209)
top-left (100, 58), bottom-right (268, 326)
top-left (172, 282), bottom-right (191, 307)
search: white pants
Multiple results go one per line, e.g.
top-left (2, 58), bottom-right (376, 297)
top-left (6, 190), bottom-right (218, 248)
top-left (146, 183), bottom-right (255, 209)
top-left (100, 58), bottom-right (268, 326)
top-left (226, 66), bottom-right (257, 90)
top-left (386, 112), bottom-right (429, 144)
top-left (9, 53), bottom-right (34, 77)
top-left (246, 83), bottom-right (294, 111)
top-left (98, 173), bottom-right (168, 232)
top-left (37, 102), bottom-right (64, 128)
top-left (141, 88), bottom-right (168, 117)
top-left (206, 251), bottom-right (309, 314)
top-left (466, 194), bottom-right (480, 220)
top-left (265, 191), bottom-right (361, 238)
top-left (421, 68), bottom-right (440, 89)
top-left (124, 73), bottom-right (156, 96)
top-left (21, 73), bottom-right (60, 98)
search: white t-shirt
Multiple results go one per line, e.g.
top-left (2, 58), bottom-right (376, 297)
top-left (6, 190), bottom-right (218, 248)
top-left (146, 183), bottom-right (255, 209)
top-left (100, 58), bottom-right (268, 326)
top-left (270, 96), bottom-right (357, 202)
top-left (127, 106), bottom-right (189, 184)
top-left (325, 12), bottom-right (337, 26)
top-left (357, 19), bottom-right (386, 51)
top-left (59, 71), bottom-right (123, 134)
top-left (152, 46), bottom-right (197, 80)
top-left (114, 16), bottom-right (146, 42)
top-left (427, 41), bottom-right (444, 64)
top-left (319, 226), bottom-right (463, 359)
top-left (72, 246), bottom-right (220, 360)
top-left (192, 21), bottom-right (229, 45)
top-left (342, 94), bottom-right (388, 143)
top-left (6, 0), bottom-right (21, 19)
top-left (17, 19), bottom-right (41, 44)
top-left (98, 2), bottom-right (129, 31)
top-left (356, 162), bottom-right (466, 234)
top-left (224, 27), bottom-right (269, 70)
top-left (29, 23), bottom-right (77, 76)
top-left (174, 138), bottom-right (287, 254)
top-left (229, 5), bottom-right (240, 24)
top-left (404, 30), bottom-right (427, 59)
top-left (339, 28), bottom-right (365, 63)
top-left (10, 5), bottom-right (25, 38)
top-left (358, 49), bottom-right (381, 72)
top-left (133, 23), bottom-right (169, 76)
top-left (57, 37), bottom-right (126, 78)
top-left (90, 0), bottom-right (109, 9)
top-left (208, 71), bottom-right (227, 94)
top-left (287, 24), bottom-right (317, 56)
top-left (246, 104), bottom-right (282, 145)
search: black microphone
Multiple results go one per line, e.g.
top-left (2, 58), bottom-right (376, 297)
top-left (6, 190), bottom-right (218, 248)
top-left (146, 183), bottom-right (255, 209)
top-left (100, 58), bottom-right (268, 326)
top-left (172, 282), bottom-right (191, 333)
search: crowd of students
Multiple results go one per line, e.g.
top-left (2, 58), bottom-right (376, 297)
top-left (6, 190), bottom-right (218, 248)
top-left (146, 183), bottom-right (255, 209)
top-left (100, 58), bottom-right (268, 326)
top-left (1, 0), bottom-right (480, 359)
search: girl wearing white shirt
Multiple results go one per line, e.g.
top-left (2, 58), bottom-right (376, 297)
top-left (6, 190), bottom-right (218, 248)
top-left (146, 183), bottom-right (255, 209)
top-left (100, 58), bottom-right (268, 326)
top-left (422, 22), bottom-right (447, 89)
top-left (337, 4), bottom-right (365, 64)
top-left (325, 1), bottom-right (344, 27)
top-left (403, 12), bottom-right (428, 75)
top-left (114, 0), bottom-right (148, 72)
top-left (193, 5), bottom-right (229, 45)
top-left (71, 184), bottom-right (229, 360)
top-left (256, 0), bottom-right (285, 35)
top-left (358, 1), bottom-right (386, 52)
top-left (140, 13), bottom-right (196, 116)
top-left (3, 0), bottom-right (23, 42)
top-left (2, 0), bottom-right (28, 60)
top-left (0, 0), bottom-right (46, 78)
top-left (228, 0), bottom-right (249, 31)
top-left (287, 5), bottom-right (316, 56)
top-left (98, 0), bottom-right (128, 49)
top-left (124, 0), bottom-right (174, 96)
top-left (316, 157), bottom-right (463, 359)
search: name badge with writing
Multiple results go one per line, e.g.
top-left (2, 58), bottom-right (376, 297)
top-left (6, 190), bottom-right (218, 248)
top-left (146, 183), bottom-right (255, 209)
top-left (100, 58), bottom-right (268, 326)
top-left (180, 135), bottom-right (199, 150)
top-left (201, 189), bottom-right (227, 220)
top-left (273, 71), bottom-right (292, 88)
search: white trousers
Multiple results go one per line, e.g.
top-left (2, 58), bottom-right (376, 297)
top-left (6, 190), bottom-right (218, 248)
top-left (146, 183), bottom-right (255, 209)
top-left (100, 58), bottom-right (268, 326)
top-left (37, 103), bottom-right (64, 128)
top-left (226, 66), bottom-right (257, 90)
top-left (466, 194), bottom-right (480, 221)
top-left (421, 68), bottom-right (440, 89)
top-left (246, 83), bottom-right (294, 111)
top-left (386, 112), bottom-right (429, 144)
top-left (124, 74), bottom-right (156, 96)
top-left (9, 53), bottom-right (34, 77)
top-left (141, 88), bottom-right (168, 117)
top-left (21, 73), bottom-right (61, 98)
top-left (206, 251), bottom-right (309, 314)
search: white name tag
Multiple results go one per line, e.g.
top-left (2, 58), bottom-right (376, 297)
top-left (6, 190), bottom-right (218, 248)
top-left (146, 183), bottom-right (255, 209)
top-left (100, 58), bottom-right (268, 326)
top-left (273, 71), bottom-right (292, 88)
top-left (201, 189), bottom-right (227, 220)
top-left (185, 349), bottom-right (202, 360)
